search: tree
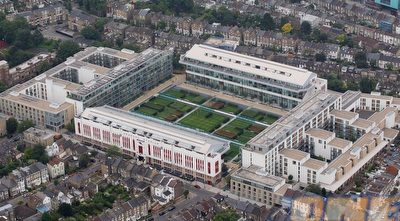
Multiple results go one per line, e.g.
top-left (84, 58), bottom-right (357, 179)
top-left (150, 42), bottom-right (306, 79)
top-left (183, 190), bottom-right (189, 198)
top-left (315, 53), bottom-right (326, 62)
top-left (391, 187), bottom-right (398, 195)
top-left (24, 144), bottom-right (49, 164)
top-left (65, 121), bottom-right (75, 133)
top-left (158, 20), bottom-right (166, 30)
top-left (354, 51), bottom-right (368, 68)
top-left (213, 209), bottom-right (239, 221)
top-left (359, 77), bottom-right (375, 93)
top-left (57, 203), bottom-right (73, 217)
top-left (280, 17), bottom-right (289, 29)
top-left (6, 117), bottom-right (18, 134)
top-left (306, 184), bottom-right (322, 195)
top-left (338, 34), bottom-right (345, 44)
top-left (261, 13), bottom-right (275, 31)
top-left (17, 120), bottom-right (34, 133)
top-left (106, 146), bottom-right (120, 157)
top-left (81, 26), bottom-right (100, 40)
top-left (281, 23), bottom-right (293, 33)
top-left (32, 30), bottom-right (44, 46)
top-left (288, 174), bottom-right (293, 181)
top-left (79, 153), bottom-right (90, 168)
top-left (322, 187), bottom-right (327, 197)
top-left (300, 21), bottom-right (312, 36)
top-left (56, 40), bottom-right (80, 62)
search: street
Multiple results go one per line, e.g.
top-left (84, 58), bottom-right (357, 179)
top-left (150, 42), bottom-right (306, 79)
top-left (152, 177), bottom-right (268, 220)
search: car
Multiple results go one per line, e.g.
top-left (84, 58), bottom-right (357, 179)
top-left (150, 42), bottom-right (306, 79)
top-left (7, 134), bottom-right (12, 139)
top-left (147, 218), bottom-right (154, 221)
top-left (194, 185), bottom-right (201, 189)
top-left (158, 211), bottom-right (166, 216)
top-left (13, 137), bottom-right (20, 142)
top-left (168, 206), bottom-right (175, 211)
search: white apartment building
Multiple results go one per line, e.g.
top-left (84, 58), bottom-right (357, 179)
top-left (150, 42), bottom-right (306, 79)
top-left (279, 149), bottom-right (327, 184)
top-left (75, 106), bottom-right (229, 185)
top-left (242, 90), bottom-right (342, 175)
top-left (179, 44), bottom-right (328, 109)
top-left (0, 46), bottom-right (173, 131)
top-left (241, 89), bottom-right (400, 193)
top-left (305, 128), bottom-right (352, 161)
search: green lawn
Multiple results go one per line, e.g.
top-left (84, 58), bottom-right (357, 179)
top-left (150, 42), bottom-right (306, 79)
top-left (164, 89), bottom-right (187, 98)
top-left (228, 119), bottom-right (251, 129)
top-left (169, 101), bottom-right (193, 112)
top-left (224, 144), bottom-right (241, 160)
top-left (143, 101), bottom-right (165, 112)
top-left (221, 104), bottom-right (242, 115)
top-left (136, 107), bottom-right (157, 116)
top-left (38, 39), bottom-right (58, 51)
top-left (236, 136), bottom-right (252, 143)
top-left (241, 109), bottom-right (265, 121)
top-left (221, 125), bottom-right (242, 135)
top-left (179, 109), bottom-right (229, 132)
top-left (263, 115), bottom-right (279, 124)
top-left (150, 97), bottom-right (174, 106)
top-left (184, 93), bottom-right (207, 104)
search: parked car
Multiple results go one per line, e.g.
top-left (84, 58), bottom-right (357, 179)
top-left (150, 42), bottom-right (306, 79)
top-left (147, 218), bottom-right (154, 221)
top-left (159, 211), bottom-right (166, 216)
top-left (194, 185), bottom-right (201, 189)
top-left (168, 206), bottom-right (175, 211)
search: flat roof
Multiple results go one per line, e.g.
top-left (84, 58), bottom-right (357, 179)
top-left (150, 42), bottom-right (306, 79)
top-left (368, 107), bottom-right (397, 124)
top-left (351, 118), bottom-right (375, 129)
top-left (383, 128), bottom-right (399, 140)
top-left (182, 44), bottom-right (317, 87)
top-left (330, 109), bottom-right (358, 121)
top-left (279, 149), bottom-right (309, 161)
top-left (361, 93), bottom-right (393, 101)
top-left (303, 158), bottom-right (327, 171)
top-left (392, 97), bottom-right (400, 105)
top-left (1, 93), bottom-right (73, 113)
top-left (247, 91), bottom-right (341, 152)
top-left (321, 136), bottom-right (388, 192)
top-left (80, 106), bottom-right (229, 155)
top-left (232, 165), bottom-right (284, 189)
top-left (323, 132), bottom-right (380, 174)
top-left (306, 128), bottom-right (334, 140)
top-left (328, 137), bottom-right (352, 149)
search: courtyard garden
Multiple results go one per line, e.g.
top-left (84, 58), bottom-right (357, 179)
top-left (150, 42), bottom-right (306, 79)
top-left (214, 119), bottom-right (266, 143)
top-left (178, 109), bottom-right (230, 133)
top-left (163, 89), bottom-right (208, 104)
top-left (133, 96), bottom-right (193, 122)
top-left (240, 109), bottom-right (279, 125)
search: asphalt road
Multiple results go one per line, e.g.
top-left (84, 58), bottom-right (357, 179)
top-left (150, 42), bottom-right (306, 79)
top-left (153, 182), bottom-right (241, 221)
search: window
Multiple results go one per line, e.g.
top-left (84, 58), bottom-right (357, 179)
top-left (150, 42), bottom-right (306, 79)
top-left (292, 160), bottom-right (296, 165)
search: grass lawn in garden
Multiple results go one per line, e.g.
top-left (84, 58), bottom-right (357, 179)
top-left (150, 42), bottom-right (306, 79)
top-left (179, 109), bottom-right (229, 133)
top-left (136, 107), bottom-right (157, 116)
top-left (169, 101), bottom-right (193, 112)
top-left (228, 119), bottom-right (251, 129)
top-left (236, 136), bottom-right (252, 143)
top-left (184, 93), bottom-right (207, 104)
top-left (164, 89), bottom-right (187, 98)
top-left (221, 103), bottom-right (242, 115)
top-left (156, 108), bottom-right (175, 119)
top-left (240, 109), bottom-right (265, 121)
top-left (150, 97), bottom-right (174, 106)
top-left (224, 144), bottom-right (241, 160)
top-left (38, 39), bottom-right (58, 51)
top-left (263, 115), bottom-right (279, 124)
top-left (221, 125), bottom-right (242, 135)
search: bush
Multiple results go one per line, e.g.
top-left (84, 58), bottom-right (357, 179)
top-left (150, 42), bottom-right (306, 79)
top-left (205, 112), bottom-right (212, 118)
